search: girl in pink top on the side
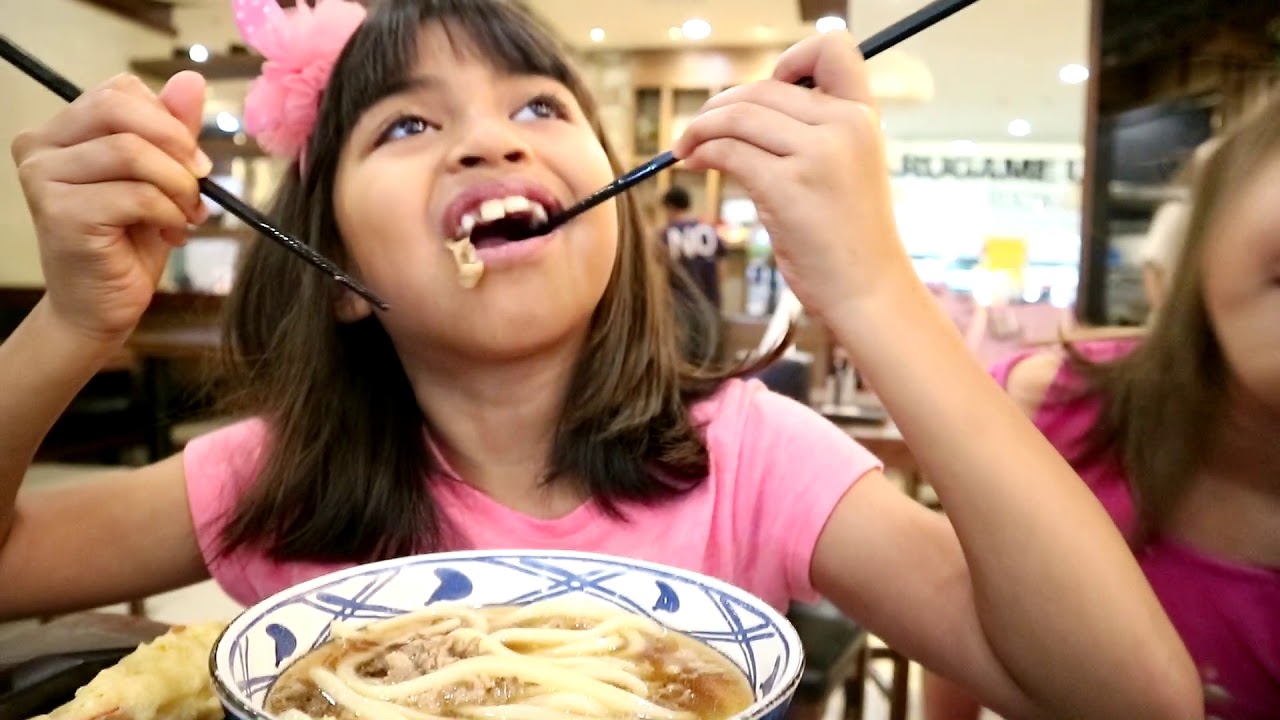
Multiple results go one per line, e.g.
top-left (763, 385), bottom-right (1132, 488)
top-left (926, 93), bottom-right (1280, 720)
top-left (0, 2), bottom-right (1201, 718)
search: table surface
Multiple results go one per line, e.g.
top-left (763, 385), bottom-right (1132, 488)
top-left (4, 608), bottom-right (865, 697)
top-left (841, 422), bottom-right (915, 474)
top-left (0, 614), bottom-right (167, 670)
top-left (820, 394), bottom-right (916, 474)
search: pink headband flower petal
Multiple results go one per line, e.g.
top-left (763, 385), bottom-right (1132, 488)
top-left (234, 0), bottom-right (367, 162)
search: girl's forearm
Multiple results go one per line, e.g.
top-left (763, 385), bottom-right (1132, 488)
top-left (825, 280), bottom-right (1200, 719)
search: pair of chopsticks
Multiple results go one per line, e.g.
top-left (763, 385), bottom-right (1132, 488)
top-left (1, 0), bottom-right (980, 311)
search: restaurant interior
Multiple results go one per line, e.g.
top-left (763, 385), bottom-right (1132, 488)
top-left (1, 0), bottom-right (1277, 719)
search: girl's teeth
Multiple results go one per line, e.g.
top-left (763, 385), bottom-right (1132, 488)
top-left (479, 199), bottom-right (506, 221)
top-left (504, 195), bottom-right (531, 213)
top-left (457, 195), bottom-right (550, 238)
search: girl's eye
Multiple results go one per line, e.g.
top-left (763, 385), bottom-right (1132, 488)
top-left (376, 115), bottom-right (437, 145)
top-left (512, 94), bottom-right (569, 123)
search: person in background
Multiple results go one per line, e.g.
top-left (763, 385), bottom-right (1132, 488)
top-left (1140, 138), bottom-right (1219, 314)
top-left (924, 90), bottom-right (1280, 720)
top-left (1140, 199), bottom-right (1190, 312)
top-left (660, 185), bottom-right (725, 311)
top-left (0, 1), bottom-right (1203, 717)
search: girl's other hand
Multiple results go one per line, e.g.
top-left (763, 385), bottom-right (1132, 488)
top-left (10, 71), bottom-right (212, 344)
top-left (672, 32), bottom-right (915, 325)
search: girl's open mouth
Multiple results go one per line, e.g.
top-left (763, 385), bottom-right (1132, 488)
top-left (440, 183), bottom-right (566, 287)
top-left (450, 195), bottom-right (553, 248)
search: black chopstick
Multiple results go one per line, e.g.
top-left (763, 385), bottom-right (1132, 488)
top-left (518, 0), bottom-right (983, 240)
top-left (0, 34), bottom-right (389, 311)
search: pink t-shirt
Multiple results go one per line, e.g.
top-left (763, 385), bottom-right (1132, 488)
top-left (992, 340), bottom-right (1280, 720)
top-left (183, 378), bottom-right (882, 615)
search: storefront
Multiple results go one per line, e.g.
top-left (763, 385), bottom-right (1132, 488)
top-left (887, 140), bottom-right (1083, 307)
top-left (717, 140), bottom-right (1085, 316)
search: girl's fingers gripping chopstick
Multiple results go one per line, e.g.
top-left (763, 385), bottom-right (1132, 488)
top-left (44, 135), bottom-right (208, 225)
top-left (42, 73), bottom-right (211, 177)
top-left (673, 100), bottom-right (811, 169)
top-left (772, 30), bottom-right (878, 108)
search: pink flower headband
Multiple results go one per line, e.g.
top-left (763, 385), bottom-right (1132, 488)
top-left (233, 0), bottom-right (367, 164)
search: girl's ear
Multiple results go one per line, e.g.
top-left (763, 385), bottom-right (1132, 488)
top-left (336, 291), bottom-right (374, 323)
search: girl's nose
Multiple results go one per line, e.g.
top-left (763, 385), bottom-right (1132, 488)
top-left (458, 147), bottom-right (526, 168)
top-left (448, 120), bottom-right (531, 171)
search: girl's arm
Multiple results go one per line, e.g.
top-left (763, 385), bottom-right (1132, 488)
top-left (810, 288), bottom-right (1196, 720)
top-left (0, 299), bottom-right (207, 621)
top-left (1, 71), bottom-right (213, 620)
top-left (675, 32), bottom-right (1201, 720)
top-left (917, 349), bottom-right (1071, 720)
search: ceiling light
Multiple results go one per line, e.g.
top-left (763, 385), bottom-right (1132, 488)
top-left (1058, 63), bottom-right (1089, 84)
top-left (188, 44), bottom-right (209, 63)
top-left (1007, 119), bottom-right (1031, 137)
top-left (681, 18), bottom-right (711, 41)
top-left (589, 27), bottom-right (605, 43)
top-left (816, 16), bottom-right (847, 33)
top-left (668, 26), bottom-right (683, 40)
top-left (216, 112), bottom-right (241, 133)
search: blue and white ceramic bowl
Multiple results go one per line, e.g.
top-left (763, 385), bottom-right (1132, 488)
top-left (211, 550), bottom-right (805, 720)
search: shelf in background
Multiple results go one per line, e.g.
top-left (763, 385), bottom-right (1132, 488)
top-left (81, 0), bottom-right (177, 35)
top-left (199, 134), bottom-right (266, 159)
top-left (1107, 181), bottom-right (1186, 210)
top-left (131, 53), bottom-right (263, 82)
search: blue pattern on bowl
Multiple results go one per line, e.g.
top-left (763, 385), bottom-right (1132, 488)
top-left (211, 550), bottom-right (804, 720)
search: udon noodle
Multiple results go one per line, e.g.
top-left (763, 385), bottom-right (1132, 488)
top-left (264, 598), bottom-right (753, 720)
top-left (445, 237), bottom-right (484, 289)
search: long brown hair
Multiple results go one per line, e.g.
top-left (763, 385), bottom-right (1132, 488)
top-left (1067, 90), bottom-right (1280, 543)
top-left (215, 0), bottom-right (785, 563)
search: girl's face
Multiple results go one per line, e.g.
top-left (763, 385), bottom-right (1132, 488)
top-left (1201, 151), bottom-right (1280, 412)
top-left (332, 23), bottom-right (618, 361)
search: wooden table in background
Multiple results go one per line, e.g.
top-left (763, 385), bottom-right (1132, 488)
top-left (825, 398), bottom-right (922, 501)
top-left (125, 325), bottom-right (222, 462)
top-left (842, 421), bottom-right (917, 476)
top-left (0, 614), bottom-right (166, 670)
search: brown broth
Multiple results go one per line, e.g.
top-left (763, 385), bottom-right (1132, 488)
top-left (264, 606), bottom-right (754, 720)
top-left (638, 631), bottom-right (755, 719)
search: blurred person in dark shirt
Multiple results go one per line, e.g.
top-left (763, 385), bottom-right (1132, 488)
top-left (660, 186), bottom-right (725, 311)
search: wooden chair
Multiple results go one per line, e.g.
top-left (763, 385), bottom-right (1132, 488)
top-left (864, 643), bottom-right (912, 720)
top-left (786, 600), bottom-right (867, 720)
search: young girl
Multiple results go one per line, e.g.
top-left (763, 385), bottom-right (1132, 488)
top-left (925, 92), bottom-right (1280, 720)
top-left (1, 0), bottom-right (1200, 717)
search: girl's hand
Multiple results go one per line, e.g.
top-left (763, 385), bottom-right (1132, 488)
top-left (10, 72), bottom-right (211, 344)
top-left (672, 32), bottom-right (915, 323)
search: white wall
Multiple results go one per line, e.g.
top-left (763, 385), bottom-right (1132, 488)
top-left (1, 0), bottom-right (172, 286)
top-left (171, 3), bottom-right (240, 49)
